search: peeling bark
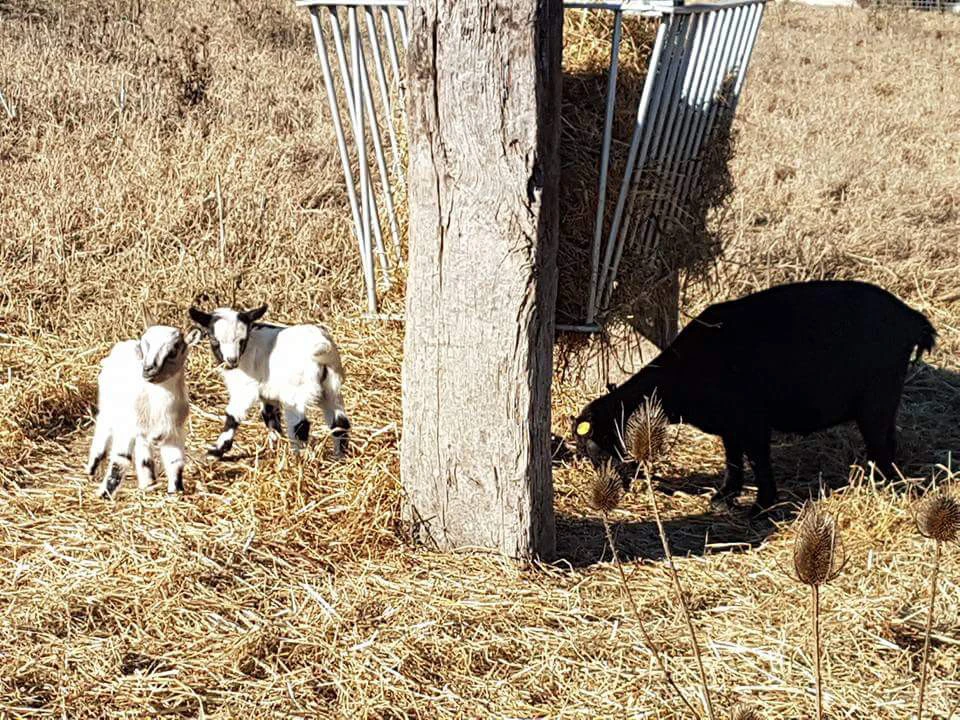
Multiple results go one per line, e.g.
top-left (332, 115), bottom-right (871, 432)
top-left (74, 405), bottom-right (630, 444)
top-left (401, 0), bottom-right (562, 559)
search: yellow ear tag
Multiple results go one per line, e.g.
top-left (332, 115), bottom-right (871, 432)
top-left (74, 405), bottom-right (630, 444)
top-left (576, 421), bottom-right (591, 436)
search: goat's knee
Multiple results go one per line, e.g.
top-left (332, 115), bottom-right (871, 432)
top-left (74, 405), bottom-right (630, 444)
top-left (210, 413), bottom-right (240, 458)
top-left (86, 421), bottom-right (110, 476)
top-left (98, 446), bottom-right (133, 499)
top-left (283, 406), bottom-right (309, 452)
top-left (134, 436), bottom-right (156, 490)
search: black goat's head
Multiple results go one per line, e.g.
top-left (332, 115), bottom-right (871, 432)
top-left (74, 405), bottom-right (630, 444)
top-left (573, 372), bottom-right (664, 471)
top-left (572, 392), bottom-right (629, 469)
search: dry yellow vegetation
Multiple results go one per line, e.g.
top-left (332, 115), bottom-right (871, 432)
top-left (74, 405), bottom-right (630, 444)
top-left (1, 0), bottom-right (959, 717)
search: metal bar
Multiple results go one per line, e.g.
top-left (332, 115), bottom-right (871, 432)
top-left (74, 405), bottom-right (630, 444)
top-left (348, 6), bottom-right (378, 313)
top-left (729, 2), bottom-right (765, 105)
top-left (674, 3), bottom-right (749, 205)
top-left (295, 0), bottom-right (766, 11)
top-left (352, 13), bottom-right (392, 287)
top-left (328, 10), bottom-right (359, 137)
top-left (603, 13), bottom-right (694, 309)
top-left (380, 6), bottom-right (409, 135)
top-left (366, 170), bottom-right (391, 286)
top-left (585, 9), bottom-right (624, 326)
top-left (556, 323), bottom-right (604, 333)
top-left (365, 7), bottom-right (403, 187)
top-left (656, 4), bottom-right (734, 236)
top-left (572, 0), bottom-right (668, 13)
top-left (664, 0), bottom-right (766, 14)
top-left (356, 15), bottom-right (401, 272)
top-left (295, 0), bottom-right (765, 12)
top-left (330, 9), bottom-right (387, 292)
top-left (675, 5), bottom-right (738, 178)
top-left (634, 12), bottom-right (702, 215)
top-left (380, 8), bottom-right (406, 96)
top-left (598, 14), bottom-right (689, 311)
top-left (633, 10), bottom-right (711, 261)
top-left (648, 9), bottom-right (722, 249)
top-left (308, 7), bottom-right (365, 267)
top-left (641, 10), bottom-right (736, 264)
top-left (394, 4), bottom-right (410, 47)
top-left (694, 3), bottom-right (758, 152)
top-left (591, 18), bottom-right (668, 318)
top-left (297, 0), bottom-right (408, 7)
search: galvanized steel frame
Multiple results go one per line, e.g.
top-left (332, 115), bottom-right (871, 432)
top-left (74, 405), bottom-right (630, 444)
top-left (298, 0), bottom-right (766, 329)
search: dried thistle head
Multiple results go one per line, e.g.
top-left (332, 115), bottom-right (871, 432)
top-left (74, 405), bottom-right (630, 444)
top-left (916, 492), bottom-right (960, 543)
top-left (624, 393), bottom-right (669, 466)
top-left (729, 705), bottom-right (763, 720)
top-left (590, 460), bottom-right (623, 514)
top-left (792, 503), bottom-right (844, 587)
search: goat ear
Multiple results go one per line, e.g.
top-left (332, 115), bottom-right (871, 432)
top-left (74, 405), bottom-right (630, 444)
top-left (242, 304), bottom-right (268, 323)
top-left (605, 382), bottom-right (618, 393)
top-left (184, 328), bottom-right (204, 347)
top-left (189, 307), bottom-right (212, 327)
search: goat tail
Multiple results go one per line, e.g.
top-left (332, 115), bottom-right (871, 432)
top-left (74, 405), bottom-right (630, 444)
top-left (311, 330), bottom-right (345, 384)
top-left (914, 315), bottom-right (937, 361)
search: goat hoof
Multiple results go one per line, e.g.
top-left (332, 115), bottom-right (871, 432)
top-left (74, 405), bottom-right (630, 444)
top-left (333, 439), bottom-right (348, 459)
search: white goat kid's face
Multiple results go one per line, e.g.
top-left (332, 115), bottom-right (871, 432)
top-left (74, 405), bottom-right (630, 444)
top-left (138, 326), bottom-right (187, 383)
top-left (211, 311), bottom-right (249, 369)
top-left (188, 304), bottom-right (267, 370)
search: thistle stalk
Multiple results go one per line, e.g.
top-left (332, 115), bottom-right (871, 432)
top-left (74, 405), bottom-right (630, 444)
top-left (914, 491), bottom-right (959, 720)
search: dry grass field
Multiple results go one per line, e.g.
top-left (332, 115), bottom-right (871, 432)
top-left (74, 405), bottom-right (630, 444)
top-left (2, 0), bottom-right (960, 717)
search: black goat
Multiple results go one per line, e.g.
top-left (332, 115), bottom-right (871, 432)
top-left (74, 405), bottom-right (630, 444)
top-left (573, 280), bottom-right (936, 513)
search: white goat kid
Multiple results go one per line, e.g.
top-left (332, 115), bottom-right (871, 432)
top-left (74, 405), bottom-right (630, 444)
top-left (86, 325), bottom-right (192, 498)
top-left (188, 305), bottom-right (350, 458)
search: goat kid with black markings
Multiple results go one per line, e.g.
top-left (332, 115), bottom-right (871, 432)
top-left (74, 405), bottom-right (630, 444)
top-left (573, 280), bottom-right (937, 516)
top-left (87, 325), bottom-right (196, 498)
top-left (189, 304), bottom-right (350, 458)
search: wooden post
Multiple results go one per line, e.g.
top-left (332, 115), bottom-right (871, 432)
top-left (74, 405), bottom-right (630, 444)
top-left (401, 0), bottom-right (562, 559)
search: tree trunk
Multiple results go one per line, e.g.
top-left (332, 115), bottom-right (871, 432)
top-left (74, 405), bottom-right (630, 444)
top-left (401, 0), bottom-right (562, 559)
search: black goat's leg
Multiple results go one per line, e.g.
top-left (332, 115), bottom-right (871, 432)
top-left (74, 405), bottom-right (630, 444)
top-left (712, 436), bottom-right (745, 509)
top-left (745, 430), bottom-right (776, 514)
top-left (856, 383), bottom-right (901, 481)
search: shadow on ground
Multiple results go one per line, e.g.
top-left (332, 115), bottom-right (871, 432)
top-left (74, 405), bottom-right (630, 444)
top-left (556, 362), bottom-right (960, 568)
top-left (555, 502), bottom-right (772, 568)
